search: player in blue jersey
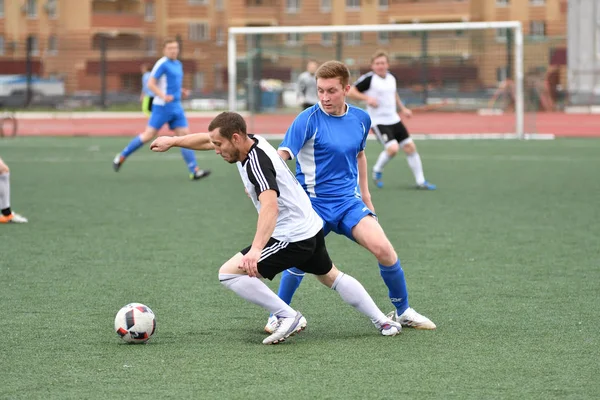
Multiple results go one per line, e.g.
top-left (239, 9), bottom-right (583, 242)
top-left (140, 63), bottom-right (154, 117)
top-left (113, 38), bottom-right (211, 181)
top-left (266, 60), bottom-right (436, 332)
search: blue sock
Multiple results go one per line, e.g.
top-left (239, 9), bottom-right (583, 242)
top-left (120, 134), bottom-right (145, 158)
top-left (180, 148), bottom-right (198, 174)
top-left (277, 267), bottom-right (305, 305)
top-left (379, 260), bottom-right (409, 315)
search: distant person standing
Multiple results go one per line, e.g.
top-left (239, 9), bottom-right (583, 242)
top-left (140, 63), bottom-right (154, 117)
top-left (296, 60), bottom-right (319, 110)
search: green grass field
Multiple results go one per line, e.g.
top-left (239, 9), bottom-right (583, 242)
top-left (1, 137), bottom-right (599, 399)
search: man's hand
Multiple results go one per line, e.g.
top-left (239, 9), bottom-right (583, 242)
top-left (150, 136), bottom-right (176, 152)
top-left (163, 94), bottom-right (174, 103)
top-left (362, 194), bottom-right (375, 214)
top-left (366, 96), bottom-right (379, 107)
top-left (239, 247), bottom-right (262, 278)
top-left (400, 107), bottom-right (413, 118)
top-left (182, 89), bottom-right (191, 99)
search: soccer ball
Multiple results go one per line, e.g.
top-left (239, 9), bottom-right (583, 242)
top-left (114, 303), bottom-right (156, 343)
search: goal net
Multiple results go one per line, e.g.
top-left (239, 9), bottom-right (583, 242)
top-left (227, 22), bottom-right (546, 139)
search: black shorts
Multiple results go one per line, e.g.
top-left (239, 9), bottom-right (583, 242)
top-left (240, 229), bottom-right (332, 280)
top-left (373, 121), bottom-right (410, 145)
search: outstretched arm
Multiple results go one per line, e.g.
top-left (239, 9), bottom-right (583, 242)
top-left (150, 132), bottom-right (214, 152)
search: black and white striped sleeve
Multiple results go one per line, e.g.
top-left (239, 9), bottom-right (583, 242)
top-left (354, 73), bottom-right (372, 93)
top-left (246, 149), bottom-right (280, 197)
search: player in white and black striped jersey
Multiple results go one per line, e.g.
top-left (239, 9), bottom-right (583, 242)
top-left (149, 111), bottom-right (401, 345)
top-left (349, 50), bottom-right (436, 190)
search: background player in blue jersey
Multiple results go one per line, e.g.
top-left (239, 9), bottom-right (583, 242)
top-left (113, 38), bottom-right (210, 181)
top-left (266, 60), bottom-right (436, 332)
top-left (140, 63), bottom-right (154, 117)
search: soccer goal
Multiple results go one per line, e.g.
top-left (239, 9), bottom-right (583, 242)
top-left (226, 21), bottom-right (550, 139)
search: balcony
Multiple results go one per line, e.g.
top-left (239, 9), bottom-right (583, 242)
top-left (387, 0), bottom-right (473, 23)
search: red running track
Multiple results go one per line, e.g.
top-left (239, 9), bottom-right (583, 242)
top-left (12, 112), bottom-right (600, 137)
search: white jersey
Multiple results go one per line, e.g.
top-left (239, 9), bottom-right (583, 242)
top-left (354, 71), bottom-right (401, 126)
top-left (236, 135), bottom-right (323, 243)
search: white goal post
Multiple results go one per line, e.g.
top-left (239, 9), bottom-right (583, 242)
top-left (228, 21), bottom-right (524, 138)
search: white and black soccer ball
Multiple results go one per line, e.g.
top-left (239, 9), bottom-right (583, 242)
top-left (114, 303), bottom-right (156, 344)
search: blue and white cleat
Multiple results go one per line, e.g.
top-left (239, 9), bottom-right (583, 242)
top-left (373, 171), bottom-right (384, 188)
top-left (263, 312), bottom-right (306, 345)
top-left (417, 181), bottom-right (436, 190)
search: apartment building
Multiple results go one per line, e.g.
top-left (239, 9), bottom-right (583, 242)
top-left (0, 0), bottom-right (567, 94)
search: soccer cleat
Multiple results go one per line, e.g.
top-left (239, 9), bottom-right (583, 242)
top-left (387, 308), bottom-right (436, 330)
top-left (0, 212), bottom-right (28, 224)
top-left (190, 169), bottom-right (211, 181)
top-left (264, 313), bottom-right (307, 335)
top-left (375, 319), bottom-right (402, 336)
top-left (262, 312), bottom-right (306, 345)
top-left (113, 154), bottom-right (125, 172)
top-left (417, 181), bottom-right (436, 190)
top-left (373, 171), bottom-right (384, 188)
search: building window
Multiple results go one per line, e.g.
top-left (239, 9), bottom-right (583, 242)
top-left (529, 21), bottom-right (546, 38)
top-left (0, 35), bottom-right (4, 55)
top-left (215, 0), bottom-right (224, 11)
top-left (346, 0), bottom-right (360, 10)
top-left (47, 35), bottom-right (57, 55)
top-left (496, 66), bottom-right (509, 83)
top-left (345, 31), bottom-right (361, 45)
top-left (194, 71), bottom-right (205, 90)
top-left (495, 27), bottom-right (508, 42)
top-left (214, 64), bottom-right (224, 91)
top-left (189, 0), bottom-right (208, 5)
top-left (45, 0), bottom-right (57, 19)
top-left (0, 0), bottom-right (4, 18)
top-left (145, 1), bottom-right (155, 21)
top-left (378, 0), bottom-right (388, 10)
top-left (216, 27), bottom-right (225, 46)
top-left (145, 37), bottom-right (156, 55)
top-left (321, 32), bottom-right (332, 46)
top-left (286, 33), bottom-right (302, 46)
top-left (529, 0), bottom-right (545, 5)
top-left (320, 0), bottom-right (331, 12)
top-left (496, 0), bottom-right (509, 6)
top-left (29, 36), bottom-right (39, 55)
top-left (286, 0), bottom-right (300, 13)
top-left (189, 23), bottom-right (209, 41)
top-left (377, 31), bottom-right (389, 44)
top-left (26, 0), bottom-right (37, 18)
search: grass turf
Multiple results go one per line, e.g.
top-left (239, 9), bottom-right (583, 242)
top-left (1, 137), bottom-right (599, 399)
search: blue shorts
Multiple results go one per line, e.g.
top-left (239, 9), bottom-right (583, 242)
top-left (310, 196), bottom-right (376, 241)
top-left (148, 104), bottom-right (188, 130)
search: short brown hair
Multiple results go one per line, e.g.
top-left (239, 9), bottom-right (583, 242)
top-left (371, 50), bottom-right (390, 63)
top-left (163, 38), bottom-right (178, 48)
top-left (208, 112), bottom-right (247, 140)
top-left (315, 61), bottom-right (350, 87)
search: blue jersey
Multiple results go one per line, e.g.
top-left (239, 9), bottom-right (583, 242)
top-left (141, 72), bottom-right (154, 97)
top-left (279, 103), bottom-right (371, 199)
top-left (150, 57), bottom-right (183, 106)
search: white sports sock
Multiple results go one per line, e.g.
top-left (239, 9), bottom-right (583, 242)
top-left (406, 152), bottom-right (426, 185)
top-left (219, 274), bottom-right (296, 318)
top-left (332, 272), bottom-right (388, 326)
top-left (373, 151), bottom-right (392, 174)
top-left (0, 173), bottom-right (10, 211)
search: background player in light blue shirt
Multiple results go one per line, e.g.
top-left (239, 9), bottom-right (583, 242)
top-left (140, 63), bottom-right (154, 117)
top-left (266, 61), bottom-right (436, 332)
top-left (113, 38), bottom-right (210, 181)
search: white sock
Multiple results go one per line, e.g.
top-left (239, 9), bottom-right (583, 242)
top-left (406, 152), bottom-right (426, 185)
top-left (219, 274), bottom-right (296, 318)
top-left (331, 272), bottom-right (388, 326)
top-left (373, 151), bottom-right (392, 173)
top-left (0, 173), bottom-right (10, 211)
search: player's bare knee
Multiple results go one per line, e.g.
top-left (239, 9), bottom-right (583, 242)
top-left (373, 244), bottom-right (397, 266)
top-left (140, 129), bottom-right (155, 142)
top-left (387, 142), bottom-right (399, 157)
top-left (0, 164), bottom-right (8, 174)
top-left (316, 265), bottom-right (339, 288)
top-left (402, 142), bottom-right (416, 155)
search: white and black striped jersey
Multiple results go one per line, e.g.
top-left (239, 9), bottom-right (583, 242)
top-left (354, 71), bottom-right (401, 126)
top-left (236, 135), bottom-right (323, 243)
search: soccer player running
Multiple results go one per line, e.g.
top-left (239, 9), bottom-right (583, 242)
top-left (266, 60), bottom-right (435, 332)
top-left (139, 63), bottom-right (154, 117)
top-left (149, 112), bottom-right (402, 344)
top-left (348, 50), bottom-right (436, 190)
top-left (112, 38), bottom-right (210, 181)
top-left (0, 157), bottom-right (27, 224)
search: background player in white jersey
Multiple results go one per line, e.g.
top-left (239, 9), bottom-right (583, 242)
top-left (0, 157), bottom-right (27, 224)
top-left (348, 50), bottom-right (436, 190)
top-left (296, 60), bottom-right (319, 110)
top-left (149, 112), bottom-right (401, 344)
top-left (267, 61), bottom-right (435, 332)
top-left (113, 38), bottom-right (210, 181)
